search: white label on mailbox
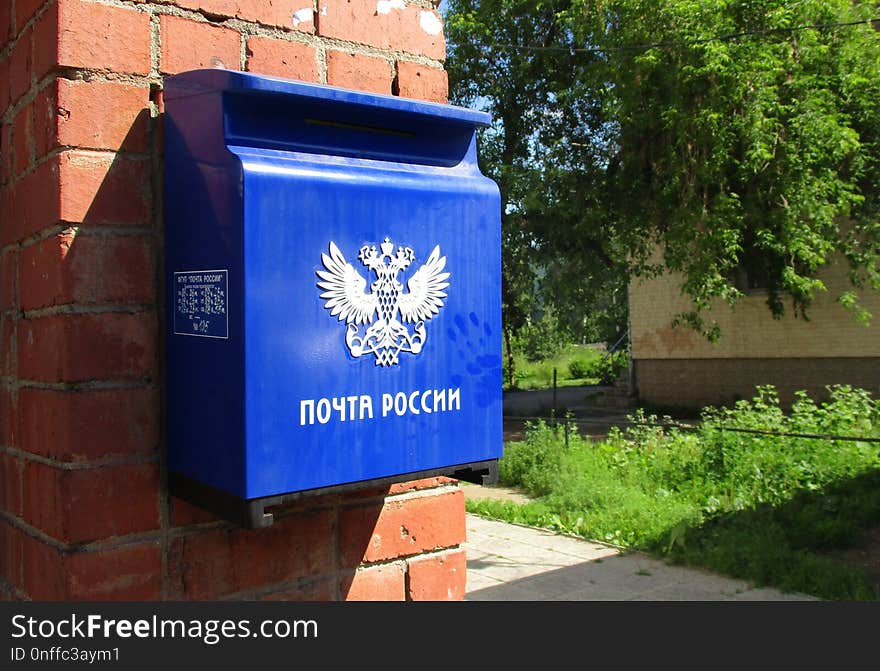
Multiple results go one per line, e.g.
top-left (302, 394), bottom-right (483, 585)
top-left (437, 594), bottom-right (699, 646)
top-left (317, 238), bottom-right (450, 366)
top-left (173, 269), bottom-right (229, 339)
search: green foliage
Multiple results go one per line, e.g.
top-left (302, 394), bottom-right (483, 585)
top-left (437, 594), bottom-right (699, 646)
top-left (513, 310), bottom-right (572, 363)
top-left (596, 0), bottom-right (880, 331)
top-left (567, 349), bottom-right (628, 384)
top-left (504, 343), bottom-right (605, 390)
top-left (471, 385), bottom-right (880, 599)
top-left (567, 358), bottom-right (591, 380)
top-left (593, 350), bottom-right (629, 385)
top-left (446, 0), bottom-right (880, 340)
top-left (445, 0), bottom-right (629, 351)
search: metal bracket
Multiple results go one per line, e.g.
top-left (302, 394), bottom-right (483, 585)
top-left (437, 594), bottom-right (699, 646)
top-left (169, 459), bottom-right (499, 529)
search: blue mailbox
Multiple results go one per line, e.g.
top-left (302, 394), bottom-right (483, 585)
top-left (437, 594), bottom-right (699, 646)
top-left (163, 69), bottom-right (502, 527)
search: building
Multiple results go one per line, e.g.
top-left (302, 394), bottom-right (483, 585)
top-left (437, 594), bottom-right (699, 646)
top-left (628, 257), bottom-right (880, 411)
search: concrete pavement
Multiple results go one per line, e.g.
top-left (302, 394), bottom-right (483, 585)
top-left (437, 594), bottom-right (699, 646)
top-left (461, 483), bottom-right (819, 601)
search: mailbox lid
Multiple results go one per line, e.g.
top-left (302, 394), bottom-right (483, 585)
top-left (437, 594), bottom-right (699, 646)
top-left (164, 68), bottom-right (491, 167)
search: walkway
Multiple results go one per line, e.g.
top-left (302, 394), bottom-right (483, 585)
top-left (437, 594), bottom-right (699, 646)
top-left (461, 483), bottom-right (818, 601)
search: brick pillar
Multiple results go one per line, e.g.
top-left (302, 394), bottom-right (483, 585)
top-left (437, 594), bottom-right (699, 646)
top-left (0, 0), bottom-right (465, 601)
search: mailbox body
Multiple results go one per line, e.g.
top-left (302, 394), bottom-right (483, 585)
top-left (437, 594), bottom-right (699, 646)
top-left (163, 70), bottom-right (502, 525)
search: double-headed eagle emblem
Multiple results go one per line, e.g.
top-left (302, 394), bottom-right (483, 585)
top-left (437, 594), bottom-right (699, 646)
top-left (317, 238), bottom-right (450, 366)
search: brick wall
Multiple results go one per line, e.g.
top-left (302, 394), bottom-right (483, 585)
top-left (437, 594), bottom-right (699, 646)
top-left (0, 0), bottom-right (466, 601)
top-left (628, 253), bottom-right (880, 409)
top-left (629, 257), bottom-right (880, 360)
top-left (634, 358), bottom-right (880, 411)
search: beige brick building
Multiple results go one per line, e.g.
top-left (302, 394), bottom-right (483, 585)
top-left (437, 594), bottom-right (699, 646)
top-left (628, 258), bottom-right (880, 410)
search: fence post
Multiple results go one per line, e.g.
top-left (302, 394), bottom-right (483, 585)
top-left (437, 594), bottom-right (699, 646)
top-left (564, 416), bottom-right (570, 449)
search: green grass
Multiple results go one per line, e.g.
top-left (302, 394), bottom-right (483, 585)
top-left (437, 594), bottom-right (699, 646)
top-left (505, 344), bottom-right (607, 390)
top-left (471, 385), bottom-right (880, 600)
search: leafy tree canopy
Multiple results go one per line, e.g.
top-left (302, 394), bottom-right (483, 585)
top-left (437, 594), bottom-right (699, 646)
top-left (445, 0), bottom-right (880, 341)
top-left (445, 0), bottom-right (629, 386)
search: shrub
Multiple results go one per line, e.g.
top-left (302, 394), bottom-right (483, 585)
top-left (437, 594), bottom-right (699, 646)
top-left (593, 350), bottom-right (628, 384)
top-left (567, 357), bottom-right (592, 379)
top-left (514, 311), bottom-right (571, 363)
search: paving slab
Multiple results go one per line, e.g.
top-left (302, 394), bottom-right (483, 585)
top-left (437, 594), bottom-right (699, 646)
top-left (463, 514), bottom-right (819, 601)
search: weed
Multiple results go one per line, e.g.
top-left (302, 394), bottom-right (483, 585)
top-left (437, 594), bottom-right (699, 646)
top-left (471, 384), bottom-right (880, 600)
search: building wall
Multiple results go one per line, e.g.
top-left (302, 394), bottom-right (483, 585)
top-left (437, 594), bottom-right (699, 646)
top-left (0, 0), bottom-right (466, 601)
top-left (629, 259), bottom-right (880, 409)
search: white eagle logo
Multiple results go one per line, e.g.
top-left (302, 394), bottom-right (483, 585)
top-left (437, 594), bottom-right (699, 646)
top-left (317, 238), bottom-right (450, 366)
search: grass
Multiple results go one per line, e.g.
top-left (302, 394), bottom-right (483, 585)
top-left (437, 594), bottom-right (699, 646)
top-left (505, 344), bottom-right (608, 391)
top-left (470, 385), bottom-right (880, 600)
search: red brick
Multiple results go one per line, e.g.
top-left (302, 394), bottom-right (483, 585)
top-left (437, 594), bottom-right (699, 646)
top-left (0, 3), bottom-right (11, 48)
top-left (0, 250), bottom-right (16, 311)
top-left (33, 3), bottom-right (150, 82)
top-left (18, 312), bottom-right (156, 382)
top-left (0, 185), bottom-right (14, 246)
top-left (0, 312), bottom-right (14, 377)
top-left (245, 37), bottom-right (318, 82)
top-left (169, 0), bottom-right (240, 18)
top-left (0, 124), bottom-right (12, 186)
top-left (341, 563), bottom-right (405, 601)
top-left (238, 1), bottom-right (315, 32)
top-left (7, 158), bottom-right (58, 243)
top-left (317, 0), bottom-right (445, 60)
top-left (259, 577), bottom-right (335, 601)
top-left (18, 387), bottom-right (158, 461)
top-left (0, 384), bottom-right (15, 446)
top-left (160, 15), bottom-right (241, 75)
top-left (58, 151), bottom-right (151, 227)
top-left (20, 231), bottom-right (154, 310)
top-left (339, 484), bottom-right (389, 503)
top-left (167, 510), bottom-right (334, 599)
top-left (31, 2), bottom-right (57, 83)
top-left (35, 79), bottom-right (150, 156)
top-left (54, 1), bottom-right (151, 75)
top-left (395, 61), bottom-right (447, 103)
top-left (15, 0), bottom-right (45, 34)
top-left (12, 103), bottom-right (31, 176)
top-left (171, 1), bottom-right (315, 32)
top-left (407, 549), bottom-right (466, 601)
top-left (0, 451), bottom-right (22, 516)
top-left (169, 495), bottom-right (220, 527)
top-left (0, 521), bottom-right (24, 591)
top-left (23, 536), bottom-right (162, 600)
top-left (66, 542), bottom-right (162, 600)
top-left (31, 84), bottom-right (54, 157)
top-left (388, 476), bottom-right (455, 496)
top-left (23, 461), bottom-right (160, 543)
top-left (21, 531), bottom-right (64, 599)
top-left (9, 26), bottom-right (31, 105)
top-left (275, 490), bottom-right (343, 512)
top-left (326, 51), bottom-right (391, 94)
top-left (339, 489), bottom-right (466, 567)
top-left (0, 58), bottom-right (10, 117)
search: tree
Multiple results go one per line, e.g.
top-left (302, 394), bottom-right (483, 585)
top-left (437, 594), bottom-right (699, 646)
top-left (445, 0), bottom-right (628, 386)
top-left (445, 0), bottom-right (880, 344)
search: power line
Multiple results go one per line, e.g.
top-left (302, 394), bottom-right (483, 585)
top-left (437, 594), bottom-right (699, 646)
top-left (447, 17), bottom-right (880, 55)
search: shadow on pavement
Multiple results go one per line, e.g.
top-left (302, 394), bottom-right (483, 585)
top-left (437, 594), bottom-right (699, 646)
top-left (463, 515), bottom-right (819, 601)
